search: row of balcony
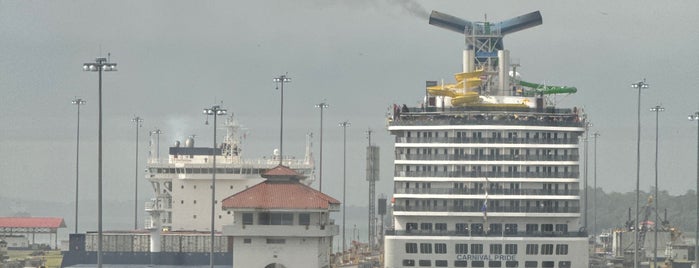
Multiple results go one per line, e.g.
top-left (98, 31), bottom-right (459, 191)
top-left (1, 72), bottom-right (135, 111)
top-left (396, 154), bottom-right (579, 161)
top-left (384, 229), bottom-right (587, 238)
top-left (395, 171), bottom-right (580, 178)
top-left (397, 137), bottom-right (580, 145)
top-left (394, 188), bottom-right (580, 196)
top-left (392, 205), bottom-right (580, 213)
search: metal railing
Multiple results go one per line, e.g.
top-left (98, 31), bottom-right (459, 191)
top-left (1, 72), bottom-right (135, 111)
top-left (397, 137), bottom-right (580, 145)
top-left (394, 188), bottom-right (579, 196)
top-left (392, 205), bottom-right (580, 213)
top-left (384, 229), bottom-right (587, 238)
top-left (395, 171), bottom-right (579, 178)
top-left (398, 154), bottom-right (579, 161)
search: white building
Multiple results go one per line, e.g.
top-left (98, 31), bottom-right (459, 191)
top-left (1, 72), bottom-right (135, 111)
top-left (222, 165), bottom-right (340, 268)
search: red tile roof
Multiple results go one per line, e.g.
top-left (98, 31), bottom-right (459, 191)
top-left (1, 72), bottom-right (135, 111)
top-left (222, 181), bottom-right (340, 210)
top-left (261, 164), bottom-right (305, 179)
top-left (0, 217), bottom-right (66, 229)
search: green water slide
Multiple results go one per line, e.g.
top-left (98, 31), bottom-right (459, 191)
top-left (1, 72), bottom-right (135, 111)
top-left (519, 80), bottom-right (577, 96)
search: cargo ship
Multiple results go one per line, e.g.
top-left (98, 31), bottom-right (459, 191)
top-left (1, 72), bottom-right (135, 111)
top-left (62, 114), bottom-right (315, 266)
top-left (383, 10), bottom-right (589, 268)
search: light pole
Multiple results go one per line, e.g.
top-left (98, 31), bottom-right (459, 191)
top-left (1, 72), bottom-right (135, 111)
top-left (688, 111), bottom-right (699, 265)
top-left (203, 105), bottom-right (227, 268)
top-left (83, 56), bottom-right (117, 268)
top-left (630, 79), bottom-right (648, 268)
top-left (584, 121), bottom-right (591, 233)
top-left (339, 121), bottom-right (351, 253)
top-left (315, 102), bottom-right (329, 191)
top-left (592, 131), bottom-right (600, 238)
top-left (71, 98), bottom-right (86, 234)
top-left (650, 105), bottom-right (663, 265)
top-left (274, 74), bottom-right (291, 165)
top-left (132, 116), bottom-right (143, 230)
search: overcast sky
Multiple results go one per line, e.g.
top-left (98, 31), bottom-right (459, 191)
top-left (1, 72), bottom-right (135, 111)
top-left (1, 0), bottom-right (698, 230)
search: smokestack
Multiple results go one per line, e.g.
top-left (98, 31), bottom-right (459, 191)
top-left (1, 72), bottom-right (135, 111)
top-left (428, 11), bottom-right (472, 34)
top-left (498, 11), bottom-right (543, 35)
top-left (429, 10), bottom-right (543, 37)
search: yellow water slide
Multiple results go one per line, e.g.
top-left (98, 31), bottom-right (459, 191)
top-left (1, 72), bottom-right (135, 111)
top-left (426, 69), bottom-right (484, 106)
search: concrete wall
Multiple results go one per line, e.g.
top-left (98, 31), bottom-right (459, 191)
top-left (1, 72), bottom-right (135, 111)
top-left (233, 237), bottom-right (325, 268)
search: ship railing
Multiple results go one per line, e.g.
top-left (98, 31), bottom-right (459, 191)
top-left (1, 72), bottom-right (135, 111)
top-left (390, 107), bottom-right (584, 128)
top-left (395, 170), bottom-right (580, 179)
top-left (397, 137), bottom-right (580, 145)
top-left (394, 188), bottom-right (580, 196)
top-left (384, 229), bottom-right (587, 238)
top-left (398, 154), bottom-right (579, 162)
top-left (402, 106), bottom-right (577, 115)
top-left (390, 117), bottom-right (585, 128)
top-left (145, 200), bottom-right (171, 211)
top-left (392, 205), bottom-right (580, 214)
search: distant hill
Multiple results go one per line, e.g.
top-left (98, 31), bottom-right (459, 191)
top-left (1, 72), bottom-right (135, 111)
top-left (587, 187), bottom-right (696, 234)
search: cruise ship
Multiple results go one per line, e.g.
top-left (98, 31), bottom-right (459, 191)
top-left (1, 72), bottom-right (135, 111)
top-left (383, 10), bottom-right (589, 268)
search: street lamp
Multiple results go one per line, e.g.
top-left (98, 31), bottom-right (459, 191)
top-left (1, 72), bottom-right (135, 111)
top-left (203, 105), bottom-right (227, 268)
top-left (315, 102), bottom-right (329, 192)
top-left (630, 79), bottom-right (648, 268)
top-left (584, 121), bottom-right (591, 233)
top-left (339, 121), bottom-right (351, 253)
top-left (650, 105), bottom-right (663, 265)
top-left (83, 56), bottom-right (117, 268)
top-left (71, 98), bottom-right (86, 234)
top-left (274, 74), bottom-right (291, 165)
top-left (132, 116), bottom-right (143, 230)
top-left (688, 111), bottom-right (699, 265)
top-left (592, 131), bottom-right (600, 238)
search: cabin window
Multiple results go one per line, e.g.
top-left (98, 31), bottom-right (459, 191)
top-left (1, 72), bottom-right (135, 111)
top-left (455, 244), bottom-right (468, 254)
top-left (505, 244), bottom-right (517, 254)
top-left (470, 244), bottom-right (483, 254)
top-left (454, 260), bottom-right (468, 267)
top-left (556, 244), bottom-right (569, 255)
top-left (419, 243), bottom-right (432, 254)
top-left (526, 244), bottom-right (538, 255)
top-left (525, 261), bottom-right (538, 267)
top-left (435, 243), bottom-right (447, 254)
top-left (405, 243), bottom-right (418, 253)
top-left (490, 244), bottom-right (502, 254)
top-left (541, 244), bottom-right (554, 255)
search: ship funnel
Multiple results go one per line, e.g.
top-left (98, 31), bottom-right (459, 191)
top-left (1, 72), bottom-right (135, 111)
top-left (185, 137), bottom-right (194, 148)
top-left (428, 11), bottom-right (472, 35)
top-left (498, 11), bottom-right (542, 35)
top-left (428, 10), bottom-right (542, 37)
